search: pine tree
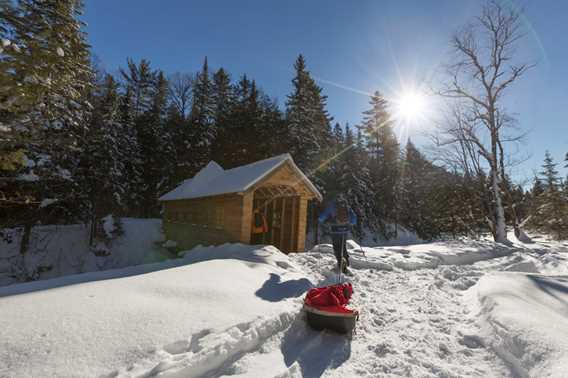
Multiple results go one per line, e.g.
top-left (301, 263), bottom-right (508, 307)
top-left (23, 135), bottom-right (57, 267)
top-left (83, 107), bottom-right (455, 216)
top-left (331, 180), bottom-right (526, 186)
top-left (210, 67), bottom-right (234, 165)
top-left (136, 70), bottom-right (175, 217)
top-left (211, 68), bottom-right (234, 129)
top-left (359, 91), bottom-right (399, 238)
top-left (285, 55), bottom-right (332, 172)
top-left (119, 59), bottom-right (174, 217)
top-left (400, 141), bottom-right (427, 237)
top-left (332, 123), bottom-right (344, 146)
top-left (189, 57), bottom-right (216, 172)
top-left (117, 86), bottom-right (143, 214)
top-left (337, 128), bottom-right (375, 239)
top-left (80, 74), bottom-right (128, 243)
top-left (528, 152), bottom-right (568, 239)
top-left (0, 0), bottom-right (93, 278)
top-left (120, 58), bottom-right (155, 117)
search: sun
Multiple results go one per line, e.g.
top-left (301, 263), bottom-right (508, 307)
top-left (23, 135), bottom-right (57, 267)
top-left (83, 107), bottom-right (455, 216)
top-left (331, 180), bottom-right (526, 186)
top-left (393, 90), bottom-right (428, 123)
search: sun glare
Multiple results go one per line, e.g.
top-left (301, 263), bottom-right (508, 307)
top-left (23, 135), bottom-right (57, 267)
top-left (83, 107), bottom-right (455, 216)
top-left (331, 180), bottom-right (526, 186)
top-left (394, 90), bottom-right (428, 124)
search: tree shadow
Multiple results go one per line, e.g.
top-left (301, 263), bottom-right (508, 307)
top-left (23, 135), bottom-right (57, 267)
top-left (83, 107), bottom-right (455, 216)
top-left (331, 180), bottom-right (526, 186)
top-left (280, 313), bottom-right (352, 377)
top-left (527, 275), bottom-right (568, 305)
top-left (255, 273), bottom-right (313, 302)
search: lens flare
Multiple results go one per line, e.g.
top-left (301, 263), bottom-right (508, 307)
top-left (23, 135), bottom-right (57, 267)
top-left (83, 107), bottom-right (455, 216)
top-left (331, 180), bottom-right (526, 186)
top-left (393, 90), bottom-right (427, 123)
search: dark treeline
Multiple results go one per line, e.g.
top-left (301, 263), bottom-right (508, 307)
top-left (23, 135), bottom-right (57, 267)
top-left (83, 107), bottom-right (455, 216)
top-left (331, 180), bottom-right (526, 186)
top-left (1, 0), bottom-right (567, 275)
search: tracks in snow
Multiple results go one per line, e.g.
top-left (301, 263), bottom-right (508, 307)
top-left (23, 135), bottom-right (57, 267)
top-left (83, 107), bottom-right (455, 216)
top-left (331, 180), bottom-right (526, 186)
top-left (290, 252), bottom-right (510, 377)
top-left (109, 248), bottom-right (527, 378)
top-left (107, 311), bottom-right (298, 378)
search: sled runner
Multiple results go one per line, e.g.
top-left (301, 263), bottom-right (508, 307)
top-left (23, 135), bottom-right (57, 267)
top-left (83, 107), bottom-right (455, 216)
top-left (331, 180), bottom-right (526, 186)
top-left (303, 283), bottom-right (359, 334)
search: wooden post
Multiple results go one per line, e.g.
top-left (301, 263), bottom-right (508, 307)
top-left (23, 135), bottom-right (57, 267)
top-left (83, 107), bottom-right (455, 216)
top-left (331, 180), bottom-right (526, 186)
top-left (240, 192), bottom-right (253, 243)
top-left (270, 199), bottom-right (276, 246)
top-left (262, 198), bottom-right (268, 244)
top-left (290, 196), bottom-right (297, 252)
top-left (280, 197), bottom-right (287, 252)
top-left (297, 198), bottom-right (308, 252)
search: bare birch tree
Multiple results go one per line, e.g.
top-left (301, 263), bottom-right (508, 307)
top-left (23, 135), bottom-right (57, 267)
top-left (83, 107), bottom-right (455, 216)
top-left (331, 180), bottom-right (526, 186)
top-left (438, 0), bottom-right (533, 243)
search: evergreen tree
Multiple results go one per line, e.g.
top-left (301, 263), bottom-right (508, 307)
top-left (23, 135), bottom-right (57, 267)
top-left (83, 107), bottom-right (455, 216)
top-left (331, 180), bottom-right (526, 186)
top-left (117, 86), bottom-right (143, 214)
top-left (359, 91), bottom-right (399, 238)
top-left (80, 74), bottom-right (128, 243)
top-left (336, 128), bottom-right (375, 239)
top-left (527, 152), bottom-right (568, 239)
top-left (211, 68), bottom-right (234, 130)
top-left (136, 70), bottom-right (175, 217)
top-left (332, 122), bottom-right (344, 146)
top-left (119, 59), bottom-right (174, 216)
top-left (120, 58), bottom-right (155, 117)
top-left (0, 0), bottom-right (93, 277)
top-left (285, 55), bottom-right (332, 172)
top-left (189, 57), bottom-right (216, 172)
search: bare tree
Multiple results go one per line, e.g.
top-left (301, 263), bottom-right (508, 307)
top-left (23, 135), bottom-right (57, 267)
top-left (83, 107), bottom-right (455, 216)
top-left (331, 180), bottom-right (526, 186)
top-left (438, 1), bottom-right (534, 243)
top-left (168, 72), bottom-right (194, 120)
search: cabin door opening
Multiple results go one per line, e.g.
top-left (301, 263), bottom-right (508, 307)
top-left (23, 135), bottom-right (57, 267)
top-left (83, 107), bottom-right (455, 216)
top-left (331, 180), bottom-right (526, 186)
top-left (251, 195), bottom-right (299, 253)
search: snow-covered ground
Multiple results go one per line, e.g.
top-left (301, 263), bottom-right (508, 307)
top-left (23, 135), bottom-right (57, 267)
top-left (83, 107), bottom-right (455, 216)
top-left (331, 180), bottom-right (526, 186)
top-left (1, 229), bottom-right (567, 377)
top-left (0, 218), bottom-right (166, 286)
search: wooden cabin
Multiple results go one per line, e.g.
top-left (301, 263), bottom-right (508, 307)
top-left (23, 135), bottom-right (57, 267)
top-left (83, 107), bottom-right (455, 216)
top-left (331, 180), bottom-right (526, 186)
top-left (159, 154), bottom-right (323, 253)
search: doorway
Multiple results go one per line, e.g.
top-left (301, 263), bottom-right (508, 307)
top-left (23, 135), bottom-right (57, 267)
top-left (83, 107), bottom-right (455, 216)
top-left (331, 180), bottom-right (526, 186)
top-left (251, 188), bottom-right (300, 253)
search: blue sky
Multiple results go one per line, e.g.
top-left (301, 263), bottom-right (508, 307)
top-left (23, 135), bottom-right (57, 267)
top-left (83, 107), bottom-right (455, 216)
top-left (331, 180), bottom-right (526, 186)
top-left (84, 0), bottom-right (567, 183)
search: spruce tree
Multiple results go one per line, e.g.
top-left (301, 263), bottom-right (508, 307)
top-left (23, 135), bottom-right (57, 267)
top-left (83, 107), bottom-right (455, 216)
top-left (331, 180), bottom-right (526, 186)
top-left (189, 57), bottom-right (216, 172)
top-left (359, 91), bottom-right (399, 239)
top-left (210, 68), bottom-right (234, 163)
top-left (528, 152), bottom-right (568, 239)
top-left (80, 74), bottom-right (128, 243)
top-left (285, 54), bottom-right (332, 172)
top-left (120, 58), bottom-right (155, 117)
top-left (0, 0), bottom-right (93, 278)
top-left (117, 86), bottom-right (143, 214)
top-left (137, 70), bottom-right (175, 217)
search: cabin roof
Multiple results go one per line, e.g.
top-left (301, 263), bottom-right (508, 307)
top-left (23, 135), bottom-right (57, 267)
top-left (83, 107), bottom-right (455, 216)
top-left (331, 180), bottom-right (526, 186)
top-left (159, 153), bottom-right (323, 202)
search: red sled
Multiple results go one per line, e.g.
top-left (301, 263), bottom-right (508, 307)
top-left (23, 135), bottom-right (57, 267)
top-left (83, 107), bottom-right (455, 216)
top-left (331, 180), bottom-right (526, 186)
top-left (303, 283), bottom-right (359, 335)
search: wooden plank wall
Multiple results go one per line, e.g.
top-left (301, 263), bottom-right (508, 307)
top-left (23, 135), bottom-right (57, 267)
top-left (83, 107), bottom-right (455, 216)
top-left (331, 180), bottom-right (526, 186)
top-left (162, 194), bottom-right (247, 250)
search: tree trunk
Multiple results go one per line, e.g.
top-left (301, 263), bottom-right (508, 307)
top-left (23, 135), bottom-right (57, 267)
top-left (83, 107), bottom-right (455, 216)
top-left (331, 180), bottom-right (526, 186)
top-left (491, 168), bottom-right (508, 243)
top-left (19, 223), bottom-right (32, 256)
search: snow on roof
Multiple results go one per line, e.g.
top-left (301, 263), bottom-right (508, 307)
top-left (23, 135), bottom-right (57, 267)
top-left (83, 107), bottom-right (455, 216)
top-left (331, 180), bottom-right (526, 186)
top-left (159, 153), bottom-right (322, 202)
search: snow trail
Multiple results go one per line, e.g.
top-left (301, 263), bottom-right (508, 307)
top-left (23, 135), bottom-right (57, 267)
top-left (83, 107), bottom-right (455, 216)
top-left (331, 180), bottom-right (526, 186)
top-left (285, 251), bottom-right (509, 377)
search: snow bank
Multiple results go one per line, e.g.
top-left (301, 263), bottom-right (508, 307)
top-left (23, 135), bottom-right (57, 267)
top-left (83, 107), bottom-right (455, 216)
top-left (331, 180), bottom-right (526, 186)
top-left (0, 218), bottom-right (165, 287)
top-left (471, 272), bottom-right (568, 377)
top-left (310, 238), bottom-right (516, 273)
top-left (0, 244), bottom-right (308, 378)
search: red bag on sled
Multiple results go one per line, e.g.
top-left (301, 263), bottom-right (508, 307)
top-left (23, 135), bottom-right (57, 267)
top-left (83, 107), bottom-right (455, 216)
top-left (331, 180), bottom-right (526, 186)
top-left (303, 283), bottom-right (358, 334)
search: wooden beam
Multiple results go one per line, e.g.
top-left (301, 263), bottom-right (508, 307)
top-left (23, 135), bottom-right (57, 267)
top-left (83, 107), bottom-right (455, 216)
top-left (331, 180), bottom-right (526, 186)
top-left (280, 197), bottom-right (287, 252)
top-left (270, 199), bottom-right (276, 246)
top-left (262, 198), bottom-right (268, 244)
top-left (290, 196), bottom-right (297, 252)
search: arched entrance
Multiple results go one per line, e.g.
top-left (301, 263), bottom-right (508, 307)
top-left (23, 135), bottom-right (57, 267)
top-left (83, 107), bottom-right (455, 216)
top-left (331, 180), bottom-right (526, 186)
top-left (251, 184), bottom-right (300, 253)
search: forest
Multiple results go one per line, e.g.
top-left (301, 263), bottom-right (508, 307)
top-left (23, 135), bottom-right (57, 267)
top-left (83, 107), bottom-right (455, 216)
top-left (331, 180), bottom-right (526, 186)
top-left (1, 0), bottom-right (567, 271)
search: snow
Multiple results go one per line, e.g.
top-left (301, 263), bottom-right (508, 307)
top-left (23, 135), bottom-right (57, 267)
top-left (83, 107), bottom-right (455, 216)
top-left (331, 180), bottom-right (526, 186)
top-left (102, 214), bottom-right (116, 238)
top-left (162, 239), bottom-right (178, 249)
top-left (159, 154), bottom-right (322, 201)
top-left (39, 198), bottom-right (57, 208)
top-left (1, 223), bottom-right (567, 377)
top-left (471, 273), bottom-right (568, 377)
top-left (0, 244), bottom-right (310, 378)
top-left (16, 171), bottom-right (39, 182)
top-left (0, 218), bottom-right (166, 286)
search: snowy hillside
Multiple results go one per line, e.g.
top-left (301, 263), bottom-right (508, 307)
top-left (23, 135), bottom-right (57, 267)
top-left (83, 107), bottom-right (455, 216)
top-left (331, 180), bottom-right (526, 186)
top-left (1, 234), bottom-right (567, 377)
top-left (0, 218), bottom-right (166, 287)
